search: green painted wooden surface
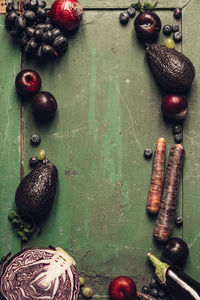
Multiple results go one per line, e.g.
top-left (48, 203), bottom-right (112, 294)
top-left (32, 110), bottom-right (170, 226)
top-left (0, 0), bottom-right (200, 299)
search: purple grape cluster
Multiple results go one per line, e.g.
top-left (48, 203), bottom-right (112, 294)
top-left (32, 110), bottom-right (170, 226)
top-left (5, 0), bottom-right (68, 61)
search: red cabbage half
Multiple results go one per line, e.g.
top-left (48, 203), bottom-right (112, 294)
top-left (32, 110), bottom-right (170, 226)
top-left (0, 246), bottom-right (80, 299)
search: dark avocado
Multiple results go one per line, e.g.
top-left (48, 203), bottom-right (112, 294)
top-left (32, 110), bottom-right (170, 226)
top-left (15, 162), bottom-right (58, 221)
top-left (146, 43), bottom-right (195, 93)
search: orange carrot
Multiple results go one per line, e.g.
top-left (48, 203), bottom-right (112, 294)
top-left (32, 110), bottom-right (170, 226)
top-left (146, 137), bottom-right (166, 214)
top-left (154, 144), bottom-right (185, 242)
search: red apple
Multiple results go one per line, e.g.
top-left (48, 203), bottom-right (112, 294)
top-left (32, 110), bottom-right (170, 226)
top-left (50, 0), bottom-right (83, 32)
top-left (161, 94), bottom-right (188, 120)
top-left (32, 91), bottom-right (57, 122)
top-left (134, 11), bottom-right (161, 41)
top-left (109, 276), bottom-right (137, 300)
top-left (15, 69), bottom-right (41, 96)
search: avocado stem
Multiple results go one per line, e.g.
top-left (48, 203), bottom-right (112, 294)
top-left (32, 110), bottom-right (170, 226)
top-left (147, 253), bottom-right (169, 285)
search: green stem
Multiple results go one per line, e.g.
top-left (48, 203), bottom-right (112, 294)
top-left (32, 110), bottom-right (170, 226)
top-left (147, 253), bottom-right (169, 285)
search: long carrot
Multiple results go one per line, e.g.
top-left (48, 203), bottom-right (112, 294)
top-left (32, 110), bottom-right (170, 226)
top-left (154, 144), bottom-right (185, 242)
top-left (146, 137), bottom-right (166, 214)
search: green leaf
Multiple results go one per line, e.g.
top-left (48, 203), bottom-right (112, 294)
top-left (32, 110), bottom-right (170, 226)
top-left (17, 231), bottom-right (28, 240)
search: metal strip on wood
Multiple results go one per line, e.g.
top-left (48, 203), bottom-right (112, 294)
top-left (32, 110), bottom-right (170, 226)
top-left (0, 0), bottom-right (7, 13)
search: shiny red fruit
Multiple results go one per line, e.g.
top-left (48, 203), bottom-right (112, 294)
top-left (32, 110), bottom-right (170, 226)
top-left (134, 11), bottom-right (161, 41)
top-left (51, 0), bottom-right (83, 31)
top-left (15, 69), bottom-right (41, 96)
top-left (161, 94), bottom-right (188, 120)
top-left (32, 91), bottom-right (57, 122)
top-left (109, 276), bottom-right (137, 300)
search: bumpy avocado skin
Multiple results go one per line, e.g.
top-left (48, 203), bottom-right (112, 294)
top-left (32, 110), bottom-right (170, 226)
top-left (15, 163), bottom-right (58, 221)
top-left (146, 44), bottom-right (195, 93)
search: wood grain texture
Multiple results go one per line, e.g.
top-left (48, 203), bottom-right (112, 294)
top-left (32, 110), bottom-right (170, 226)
top-left (0, 16), bottom-right (21, 258)
top-left (22, 10), bottom-right (183, 296)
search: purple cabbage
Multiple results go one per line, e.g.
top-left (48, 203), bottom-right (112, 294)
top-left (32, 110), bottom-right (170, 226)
top-left (0, 246), bottom-right (80, 299)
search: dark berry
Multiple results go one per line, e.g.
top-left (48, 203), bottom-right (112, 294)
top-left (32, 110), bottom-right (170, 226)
top-left (163, 24), bottom-right (172, 35)
top-left (127, 7), bottom-right (136, 18)
top-left (173, 31), bottom-right (182, 42)
top-left (41, 44), bottom-right (55, 57)
top-left (144, 148), bottom-right (153, 159)
top-left (36, 7), bottom-right (47, 21)
top-left (46, 17), bottom-right (52, 24)
top-left (174, 133), bottom-right (183, 143)
top-left (141, 286), bottom-right (150, 294)
top-left (119, 12), bottom-right (129, 25)
top-left (23, 0), bottom-right (31, 9)
top-left (29, 156), bottom-right (39, 168)
top-left (43, 30), bottom-right (54, 44)
top-left (6, 2), bottom-right (17, 13)
top-left (174, 7), bottom-right (182, 19)
top-left (5, 11), bottom-right (18, 29)
top-left (149, 288), bottom-right (159, 298)
top-left (51, 28), bottom-right (62, 39)
top-left (175, 216), bottom-right (183, 225)
top-left (23, 10), bottom-right (37, 25)
top-left (36, 23), bottom-right (47, 31)
top-left (10, 28), bottom-right (20, 38)
top-left (172, 124), bottom-right (182, 134)
top-left (30, 133), bottom-right (41, 145)
top-left (29, 0), bottom-right (38, 10)
top-left (149, 277), bottom-right (158, 289)
top-left (28, 38), bottom-right (38, 52)
top-left (35, 45), bottom-right (43, 59)
top-left (172, 24), bottom-right (179, 32)
top-left (34, 29), bottom-right (43, 42)
top-left (158, 288), bottom-right (167, 298)
top-left (25, 26), bottom-right (35, 37)
top-left (43, 157), bottom-right (50, 164)
top-left (53, 35), bottom-right (68, 54)
top-left (38, 0), bottom-right (46, 7)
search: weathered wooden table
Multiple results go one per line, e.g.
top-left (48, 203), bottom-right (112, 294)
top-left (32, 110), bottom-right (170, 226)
top-left (0, 0), bottom-right (199, 298)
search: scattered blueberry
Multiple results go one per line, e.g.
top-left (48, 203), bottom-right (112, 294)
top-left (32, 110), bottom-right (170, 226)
top-left (141, 286), bottom-right (150, 294)
top-left (149, 288), bottom-right (159, 298)
top-left (175, 216), bottom-right (183, 225)
top-left (173, 31), bottom-right (182, 42)
top-left (29, 156), bottom-right (39, 168)
top-left (174, 133), bottom-right (183, 143)
top-left (119, 12), bottom-right (129, 25)
top-left (149, 277), bottom-right (158, 289)
top-left (30, 133), bottom-right (41, 145)
top-left (144, 148), bottom-right (153, 159)
top-left (158, 288), bottom-right (167, 298)
top-left (172, 124), bottom-right (182, 134)
top-left (163, 24), bottom-right (172, 35)
top-left (172, 24), bottom-right (179, 32)
top-left (174, 7), bottom-right (182, 19)
top-left (127, 7), bottom-right (136, 18)
top-left (43, 157), bottom-right (50, 164)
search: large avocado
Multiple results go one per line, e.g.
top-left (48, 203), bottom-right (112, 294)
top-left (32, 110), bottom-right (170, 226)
top-left (15, 162), bottom-right (58, 221)
top-left (146, 43), bottom-right (195, 93)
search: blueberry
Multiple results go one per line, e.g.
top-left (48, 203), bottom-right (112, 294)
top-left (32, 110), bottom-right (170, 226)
top-left (29, 156), bottom-right (39, 168)
top-left (119, 12), bottom-right (129, 25)
top-left (141, 286), bottom-right (150, 294)
top-left (172, 124), bottom-right (182, 134)
top-left (174, 133), bottom-right (183, 143)
top-left (149, 288), bottom-right (159, 298)
top-left (144, 148), bottom-right (153, 159)
top-left (172, 24), bottom-right (179, 32)
top-left (174, 7), bottom-right (182, 19)
top-left (30, 133), bottom-right (41, 145)
top-left (173, 31), bottom-right (182, 42)
top-left (43, 157), bottom-right (50, 164)
top-left (163, 24), bottom-right (172, 35)
top-left (149, 277), bottom-right (158, 289)
top-left (127, 7), bottom-right (136, 18)
top-left (175, 216), bottom-right (183, 225)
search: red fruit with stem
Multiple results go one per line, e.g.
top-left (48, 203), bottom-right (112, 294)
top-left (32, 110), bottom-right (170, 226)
top-left (109, 276), bottom-right (137, 300)
top-left (50, 0), bottom-right (83, 31)
top-left (134, 11), bottom-right (161, 41)
top-left (161, 94), bottom-right (188, 120)
top-left (15, 69), bottom-right (41, 96)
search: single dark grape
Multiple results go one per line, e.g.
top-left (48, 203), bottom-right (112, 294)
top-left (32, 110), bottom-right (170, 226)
top-left (22, 0), bottom-right (31, 9)
top-left (172, 124), bottom-right (182, 134)
top-left (158, 288), bottom-right (167, 298)
top-left (38, 0), bottom-right (46, 7)
top-left (174, 133), bottom-right (183, 143)
top-left (173, 31), bottom-right (182, 42)
top-left (23, 10), bottom-right (37, 25)
top-left (36, 7), bottom-right (47, 21)
top-left (172, 24), bottom-right (179, 32)
top-left (34, 29), bottom-right (44, 42)
top-left (29, 0), bottom-right (38, 10)
top-left (35, 45), bottom-right (43, 59)
top-left (51, 28), bottom-right (62, 39)
top-left (10, 28), bottom-right (20, 38)
top-left (6, 2), bottom-right (17, 13)
top-left (144, 148), bottom-right (153, 159)
top-left (43, 30), bottom-right (54, 44)
top-left (174, 7), bottom-right (182, 19)
top-left (127, 7), bottom-right (136, 18)
top-left (175, 216), bottom-right (183, 225)
top-left (19, 32), bottom-right (29, 48)
top-left (141, 286), bottom-right (150, 294)
top-left (149, 288), bottom-right (159, 298)
top-left (53, 35), bottom-right (68, 54)
top-left (25, 26), bottom-right (35, 37)
top-left (28, 38), bottom-right (38, 51)
top-left (41, 44), bottom-right (55, 57)
top-left (5, 11), bottom-right (18, 29)
top-left (163, 24), bottom-right (172, 35)
top-left (15, 15), bottom-right (26, 32)
top-left (29, 156), bottom-right (39, 168)
top-left (46, 17), bottom-right (52, 24)
top-left (46, 23), bottom-right (52, 30)
top-left (36, 23), bottom-right (47, 31)
top-left (149, 277), bottom-right (158, 289)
